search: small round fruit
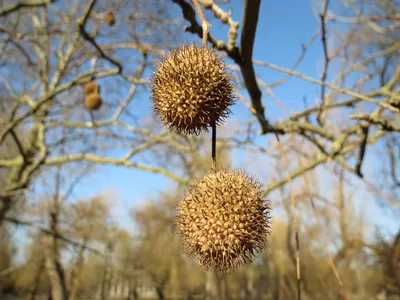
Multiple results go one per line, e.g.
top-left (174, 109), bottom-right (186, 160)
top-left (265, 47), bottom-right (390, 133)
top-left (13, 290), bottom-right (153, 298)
top-left (176, 167), bottom-right (271, 273)
top-left (150, 43), bottom-right (235, 135)
top-left (83, 80), bottom-right (99, 95)
top-left (105, 10), bottom-right (116, 26)
top-left (85, 93), bottom-right (102, 110)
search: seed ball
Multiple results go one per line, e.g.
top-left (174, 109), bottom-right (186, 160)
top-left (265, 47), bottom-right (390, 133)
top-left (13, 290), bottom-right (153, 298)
top-left (150, 43), bottom-right (235, 135)
top-left (84, 93), bottom-right (102, 110)
top-left (104, 10), bottom-right (115, 26)
top-left (176, 167), bottom-right (271, 273)
top-left (83, 80), bottom-right (99, 95)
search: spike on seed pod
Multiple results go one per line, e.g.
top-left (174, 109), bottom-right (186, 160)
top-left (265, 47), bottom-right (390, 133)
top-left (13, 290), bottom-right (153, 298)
top-left (150, 43), bottom-right (235, 135)
top-left (83, 80), bottom-right (99, 95)
top-left (104, 10), bottom-right (115, 26)
top-left (85, 93), bottom-right (102, 110)
top-left (175, 167), bottom-right (271, 273)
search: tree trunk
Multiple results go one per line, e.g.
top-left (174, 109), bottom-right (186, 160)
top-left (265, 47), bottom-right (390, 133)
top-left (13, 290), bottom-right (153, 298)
top-left (100, 241), bottom-right (113, 300)
top-left (245, 268), bottom-right (255, 300)
top-left (68, 240), bottom-right (87, 300)
top-left (186, 293), bottom-right (194, 300)
top-left (44, 235), bottom-right (68, 300)
top-left (0, 196), bottom-right (12, 227)
top-left (156, 286), bottom-right (165, 300)
top-left (44, 184), bottom-right (68, 300)
top-left (205, 270), bottom-right (220, 300)
top-left (28, 258), bottom-right (45, 300)
top-left (128, 283), bottom-right (138, 300)
top-left (220, 274), bottom-right (227, 300)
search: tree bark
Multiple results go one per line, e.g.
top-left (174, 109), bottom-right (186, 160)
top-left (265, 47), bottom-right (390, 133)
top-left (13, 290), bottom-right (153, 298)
top-left (128, 282), bottom-right (138, 300)
top-left (156, 286), bottom-right (165, 300)
top-left (100, 241), bottom-right (113, 300)
top-left (205, 270), bottom-right (220, 300)
top-left (28, 258), bottom-right (45, 300)
top-left (44, 198), bottom-right (68, 300)
top-left (68, 239), bottom-right (87, 300)
top-left (44, 241), bottom-right (68, 300)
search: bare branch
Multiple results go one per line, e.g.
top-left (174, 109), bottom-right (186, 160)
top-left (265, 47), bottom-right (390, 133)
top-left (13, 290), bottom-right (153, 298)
top-left (200, 0), bottom-right (239, 50)
top-left (0, 0), bottom-right (56, 17)
top-left (3, 216), bottom-right (104, 256)
top-left (350, 114), bottom-right (400, 132)
top-left (254, 60), bottom-right (400, 113)
top-left (77, 0), bottom-right (123, 73)
top-left (45, 153), bottom-right (187, 184)
top-left (317, 0), bottom-right (331, 125)
top-left (355, 124), bottom-right (369, 177)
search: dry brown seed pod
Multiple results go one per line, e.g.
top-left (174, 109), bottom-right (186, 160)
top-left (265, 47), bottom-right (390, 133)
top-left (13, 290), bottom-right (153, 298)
top-left (150, 43), bottom-right (235, 135)
top-left (83, 80), bottom-right (99, 95)
top-left (104, 10), bottom-right (115, 26)
top-left (176, 167), bottom-right (271, 273)
top-left (84, 93), bottom-right (102, 110)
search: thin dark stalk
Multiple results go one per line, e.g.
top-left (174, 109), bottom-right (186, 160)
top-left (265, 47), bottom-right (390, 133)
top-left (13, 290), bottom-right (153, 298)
top-left (191, 0), bottom-right (215, 169)
top-left (212, 121), bottom-right (217, 167)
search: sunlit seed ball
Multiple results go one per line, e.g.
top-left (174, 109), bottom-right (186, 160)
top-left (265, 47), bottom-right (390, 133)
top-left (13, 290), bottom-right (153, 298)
top-left (104, 10), bottom-right (115, 26)
top-left (85, 93), bottom-right (102, 110)
top-left (150, 43), bottom-right (235, 135)
top-left (176, 167), bottom-right (271, 273)
top-left (83, 80), bottom-right (99, 95)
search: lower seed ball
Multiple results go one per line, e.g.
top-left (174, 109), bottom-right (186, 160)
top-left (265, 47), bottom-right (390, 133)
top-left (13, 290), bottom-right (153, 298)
top-left (175, 167), bottom-right (271, 273)
top-left (85, 93), bottom-right (102, 110)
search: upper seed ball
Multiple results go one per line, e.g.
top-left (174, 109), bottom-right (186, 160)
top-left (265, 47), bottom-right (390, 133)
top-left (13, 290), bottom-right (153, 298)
top-left (150, 43), bottom-right (235, 135)
top-left (104, 10), bottom-right (116, 26)
top-left (83, 80), bottom-right (99, 95)
top-left (176, 167), bottom-right (271, 273)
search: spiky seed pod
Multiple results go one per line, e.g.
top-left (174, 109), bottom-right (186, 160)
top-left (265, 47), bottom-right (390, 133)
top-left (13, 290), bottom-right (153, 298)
top-left (84, 93), bottom-right (102, 110)
top-left (104, 10), bottom-right (115, 26)
top-left (150, 43), bottom-right (235, 135)
top-left (176, 167), bottom-right (271, 273)
top-left (83, 80), bottom-right (99, 95)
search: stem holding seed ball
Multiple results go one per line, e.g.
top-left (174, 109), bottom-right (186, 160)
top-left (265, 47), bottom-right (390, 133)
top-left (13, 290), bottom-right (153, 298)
top-left (212, 121), bottom-right (217, 167)
top-left (191, 0), bottom-right (216, 167)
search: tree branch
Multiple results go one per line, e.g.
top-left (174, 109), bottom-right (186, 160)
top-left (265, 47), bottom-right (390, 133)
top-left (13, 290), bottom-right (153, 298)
top-left (45, 153), bottom-right (187, 184)
top-left (350, 114), bottom-right (400, 132)
top-left (0, 0), bottom-right (56, 17)
top-left (3, 216), bottom-right (104, 256)
top-left (77, 0), bottom-right (123, 73)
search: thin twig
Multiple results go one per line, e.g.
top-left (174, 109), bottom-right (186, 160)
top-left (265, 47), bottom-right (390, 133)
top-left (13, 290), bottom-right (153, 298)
top-left (0, 0), bottom-right (56, 17)
top-left (317, 0), bottom-right (331, 125)
top-left (355, 124), bottom-right (369, 177)
top-left (254, 60), bottom-right (400, 113)
top-left (199, 0), bottom-right (239, 50)
top-left (350, 113), bottom-right (400, 132)
top-left (191, 0), bottom-right (210, 46)
top-left (77, 0), bottom-right (122, 73)
top-left (3, 216), bottom-right (104, 256)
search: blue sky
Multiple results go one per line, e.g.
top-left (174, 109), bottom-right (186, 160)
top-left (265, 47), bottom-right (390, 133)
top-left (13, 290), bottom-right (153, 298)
top-left (72, 0), bottom-right (398, 234)
top-left (69, 0), bottom-right (326, 226)
top-left (10, 0), bottom-right (398, 253)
